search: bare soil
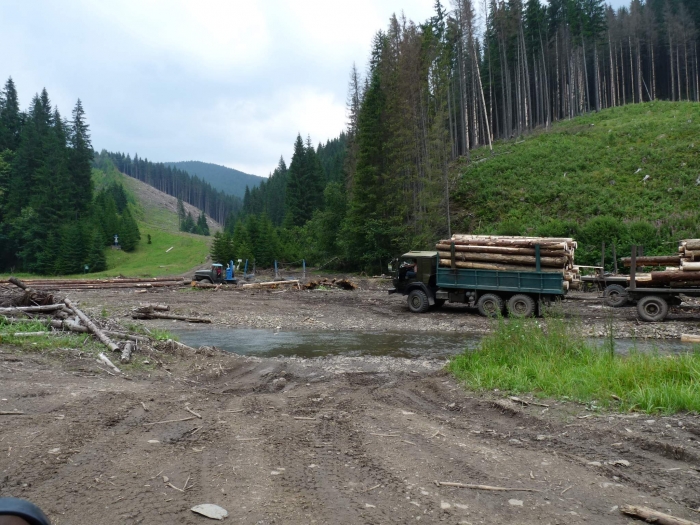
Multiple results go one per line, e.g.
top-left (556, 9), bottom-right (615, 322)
top-left (1, 280), bottom-right (700, 524)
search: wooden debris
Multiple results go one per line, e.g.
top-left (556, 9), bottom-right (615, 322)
top-left (120, 342), bottom-right (133, 363)
top-left (293, 416), bottom-right (316, 420)
top-left (434, 481), bottom-right (541, 492)
top-left (65, 299), bottom-right (119, 353)
top-left (242, 280), bottom-right (300, 290)
top-left (0, 304), bottom-right (65, 314)
top-left (681, 334), bottom-right (700, 344)
top-left (0, 411), bottom-right (26, 416)
top-left (620, 504), bottom-right (699, 525)
top-left (185, 406), bottom-right (202, 419)
top-left (132, 306), bottom-right (211, 323)
top-left (98, 352), bottom-right (121, 374)
top-left (143, 416), bottom-right (197, 426)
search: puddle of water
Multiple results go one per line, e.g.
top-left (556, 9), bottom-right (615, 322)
top-left (171, 328), bottom-right (480, 359)
top-left (170, 328), bottom-right (697, 359)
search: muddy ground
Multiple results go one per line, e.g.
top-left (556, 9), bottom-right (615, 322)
top-left (1, 279), bottom-right (700, 524)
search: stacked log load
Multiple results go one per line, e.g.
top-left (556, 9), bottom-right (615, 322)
top-left (435, 235), bottom-right (580, 290)
top-left (621, 239), bottom-right (700, 287)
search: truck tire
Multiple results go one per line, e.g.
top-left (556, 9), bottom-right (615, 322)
top-left (637, 295), bottom-right (669, 322)
top-left (477, 294), bottom-right (504, 317)
top-left (603, 284), bottom-right (628, 307)
top-left (507, 294), bottom-right (536, 318)
top-left (203, 278), bottom-right (213, 284)
top-left (407, 289), bottom-right (430, 313)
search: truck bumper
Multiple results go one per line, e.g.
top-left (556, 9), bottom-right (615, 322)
top-left (388, 288), bottom-right (398, 295)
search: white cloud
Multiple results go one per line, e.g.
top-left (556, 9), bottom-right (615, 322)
top-left (0, 0), bottom-right (438, 176)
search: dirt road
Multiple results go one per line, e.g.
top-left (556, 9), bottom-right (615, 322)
top-left (1, 281), bottom-right (700, 524)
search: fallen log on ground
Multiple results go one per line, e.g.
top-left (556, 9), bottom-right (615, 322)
top-left (303, 278), bottom-right (357, 291)
top-left (681, 334), bottom-right (700, 343)
top-left (164, 339), bottom-right (199, 354)
top-left (65, 298), bottom-right (120, 353)
top-left (3, 277), bottom-right (186, 285)
top-left (620, 504), bottom-right (699, 525)
top-left (241, 280), bottom-right (300, 290)
top-left (138, 303), bottom-right (170, 311)
top-left (1, 277), bottom-right (56, 307)
top-left (434, 481), bottom-right (540, 492)
top-left (0, 304), bottom-right (66, 315)
top-left (98, 352), bottom-right (121, 374)
top-left (121, 341), bottom-right (133, 363)
top-left (132, 306), bottom-right (211, 323)
top-left (47, 320), bottom-right (150, 342)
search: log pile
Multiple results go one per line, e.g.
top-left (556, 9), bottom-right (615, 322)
top-left (436, 235), bottom-right (580, 289)
top-left (626, 239), bottom-right (700, 287)
top-left (303, 278), bottom-right (357, 291)
top-left (0, 277), bottom-right (186, 291)
top-left (2, 279), bottom-right (219, 370)
top-left (0, 277), bottom-right (55, 307)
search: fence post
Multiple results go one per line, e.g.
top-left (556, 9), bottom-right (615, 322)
top-left (302, 259), bottom-right (306, 280)
top-left (274, 260), bottom-right (279, 280)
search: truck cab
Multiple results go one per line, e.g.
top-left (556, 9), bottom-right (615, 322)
top-left (388, 251), bottom-right (440, 311)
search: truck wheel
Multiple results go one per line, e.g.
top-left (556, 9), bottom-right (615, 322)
top-left (507, 294), bottom-right (536, 318)
top-left (203, 278), bottom-right (213, 284)
top-left (432, 299), bottom-right (446, 309)
top-left (637, 296), bottom-right (669, 322)
top-left (604, 284), bottom-right (628, 307)
top-left (407, 289), bottom-right (430, 313)
top-left (477, 294), bottom-right (504, 317)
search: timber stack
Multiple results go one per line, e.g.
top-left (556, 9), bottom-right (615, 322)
top-left (0, 277), bottom-right (187, 291)
top-left (622, 239), bottom-right (700, 287)
top-left (435, 235), bottom-right (580, 290)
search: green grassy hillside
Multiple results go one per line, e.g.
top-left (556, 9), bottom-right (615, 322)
top-left (89, 165), bottom-right (211, 277)
top-left (453, 101), bottom-right (700, 267)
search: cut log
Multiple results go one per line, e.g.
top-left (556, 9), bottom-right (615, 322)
top-left (241, 280), bottom-right (300, 290)
top-left (0, 304), bottom-right (65, 314)
top-left (620, 504), bottom-right (699, 525)
top-left (438, 259), bottom-right (564, 273)
top-left (681, 334), bottom-right (700, 343)
top-left (622, 256), bottom-right (682, 267)
top-left (164, 339), bottom-right (199, 354)
top-left (98, 352), bottom-right (121, 374)
top-left (682, 239), bottom-right (700, 250)
top-left (121, 342), bottom-right (134, 363)
top-left (138, 303), bottom-right (170, 311)
top-left (132, 310), bottom-right (211, 323)
top-left (436, 251), bottom-right (568, 267)
top-left (435, 244), bottom-right (567, 257)
top-left (64, 298), bottom-right (120, 352)
top-left (48, 320), bottom-right (150, 342)
top-left (681, 261), bottom-right (700, 271)
top-left (10, 331), bottom-right (51, 337)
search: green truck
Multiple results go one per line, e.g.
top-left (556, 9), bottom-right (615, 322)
top-left (388, 249), bottom-right (566, 317)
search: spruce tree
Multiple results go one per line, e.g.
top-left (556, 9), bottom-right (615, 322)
top-left (118, 207), bottom-right (140, 251)
top-left (0, 78), bottom-right (21, 152)
top-left (68, 99), bottom-right (93, 216)
top-left (177, 198), bottom-right (186, 229)
top-left (196, 211), bottom-right (210, 236)
top-left (284, 134), bottom-right (307, 227)
top-left (86, 230), bottom-right (107, 272)
top-left (181, 212), bottom-right (195, 233)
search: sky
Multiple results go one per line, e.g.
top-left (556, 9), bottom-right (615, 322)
top-left (1, 0), bottom-right (629, 177)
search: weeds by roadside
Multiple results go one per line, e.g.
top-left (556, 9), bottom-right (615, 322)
top-left (448, 316), bottom-right (700, 414)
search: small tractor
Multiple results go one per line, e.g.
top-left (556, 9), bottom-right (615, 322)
top-left (193, 260), bottom-right (237, 285)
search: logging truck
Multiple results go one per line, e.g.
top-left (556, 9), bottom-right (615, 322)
top-left (388, 248), bottom-right (566, 317)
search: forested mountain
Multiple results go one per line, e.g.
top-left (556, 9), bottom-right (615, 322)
top-left (0, 78), bottom-right (137, 274)
top-left (217, 0), bottom-right (699, 273)
top-left (101, 151), bottom-right (242, 225)
top-left (165, 160), bottom-right (263, 199)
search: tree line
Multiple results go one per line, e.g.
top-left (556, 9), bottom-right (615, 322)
top-left (103, 150), bottom-right (242, 225)
top-left (215, 0), bottom-right (698, 272)
top-left (0, 77), bottom-right (140, 274)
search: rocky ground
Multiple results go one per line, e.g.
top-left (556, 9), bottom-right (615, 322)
top-left (1, 278), bottom-right (699, 524)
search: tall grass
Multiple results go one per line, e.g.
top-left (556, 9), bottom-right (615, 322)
top-left (448, 317), bottom-right (700, 414)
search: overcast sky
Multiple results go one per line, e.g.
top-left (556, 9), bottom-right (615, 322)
top-left (2, 0), bottom-right (629, 177)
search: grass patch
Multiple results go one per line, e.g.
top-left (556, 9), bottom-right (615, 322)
top-left (447, 316), bottom-right (700, 414)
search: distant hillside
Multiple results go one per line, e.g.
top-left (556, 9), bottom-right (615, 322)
top-left (452, 101), bottom-right (700, 267)
top-left (165, 161), bottom-right (264, 199)
top-left (90, 162), bottom-right (215, 277)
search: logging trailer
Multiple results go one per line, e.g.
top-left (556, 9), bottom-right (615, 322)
top-left (388, 247), bottom-right (566, 317)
